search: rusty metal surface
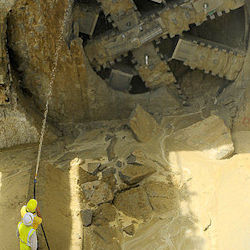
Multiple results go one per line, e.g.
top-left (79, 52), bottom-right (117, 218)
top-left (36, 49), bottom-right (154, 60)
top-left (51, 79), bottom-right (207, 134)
top-left (109, 67), bottom-right (134, 91)
top-left (97, 0), bottom-right (140, 32)
top-left (172, 35), bottom-right (246, 80)
top-left (91, 0), bottom-right (176, 89)
top-left (85, 0), bottom-right (245, 67)
top-left (133, 43), bottom-right (176, 88)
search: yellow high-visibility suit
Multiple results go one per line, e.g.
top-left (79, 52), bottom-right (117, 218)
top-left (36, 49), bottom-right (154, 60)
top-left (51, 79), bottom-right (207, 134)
top-left (21, 205), bottom-right (42, 230)
top-left (17, 221), bottom-right (37, 250)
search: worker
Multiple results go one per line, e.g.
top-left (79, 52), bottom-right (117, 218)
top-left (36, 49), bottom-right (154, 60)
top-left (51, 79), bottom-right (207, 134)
top-left (17, 212), bottom-right (37, 250)
top-left (21, 199), bottom-right (42, 230)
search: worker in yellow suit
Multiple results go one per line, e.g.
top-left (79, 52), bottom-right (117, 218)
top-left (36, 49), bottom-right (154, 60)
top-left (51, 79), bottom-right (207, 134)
top-left (21, 199), bottom-right (42, 230)
top-left (17, 212), bottom-right (37, 249)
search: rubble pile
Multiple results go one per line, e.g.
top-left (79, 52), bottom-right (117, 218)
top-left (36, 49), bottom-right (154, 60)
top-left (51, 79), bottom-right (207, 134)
top-left (42, 106), bottom-right (237, 249)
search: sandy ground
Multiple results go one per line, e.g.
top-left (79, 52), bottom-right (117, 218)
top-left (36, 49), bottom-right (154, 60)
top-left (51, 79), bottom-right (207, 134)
top-left (122, 152), bottom-right (250, 250)
top-left (168, 151), bottom-right (250, 250)
top-left (122, 130), bottom-right (250, 250)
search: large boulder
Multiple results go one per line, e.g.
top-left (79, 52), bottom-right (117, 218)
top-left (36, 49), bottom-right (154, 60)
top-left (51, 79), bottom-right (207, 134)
top-left (143, 182), bottom-right (178, 213)
top-left (167, 115), bottom-right (234, 160)
top-left (119, 164), bottom-right (155, 185)
top-left (82, 181), bottom-right (114, 205)
top-left (114, 186), bottom-right (152, 220)
top-left (92, 203), bottom-right (117, 226)
top-left (78, 167), bottom-right (98, 185)
top-left (84, 225), bottom-right (122, 250)
top-left (129, 105), bottom-right (161, 142)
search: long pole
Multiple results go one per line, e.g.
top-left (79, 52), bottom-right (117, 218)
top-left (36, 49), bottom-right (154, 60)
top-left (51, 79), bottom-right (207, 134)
top-left (33, 180), bottom-right (50, 250)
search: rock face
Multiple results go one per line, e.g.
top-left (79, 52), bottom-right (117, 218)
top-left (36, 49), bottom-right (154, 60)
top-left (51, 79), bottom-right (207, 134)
top-left (168, 115), bottom-right (234, 160)
top-left (0, 109), bottom-right (39, 149)
top-left (7, 0), bottom-right (92, 123)
top-left (0, 0), bottom-right (16, 11)
top-left (114, 186), bottom-right (153, 220)
top-left (82, 181), bottom-right (114, 205)
top-left (129, 105), bottom-right (161, 142)
top-left (119, 164), bottom-right (155, 185)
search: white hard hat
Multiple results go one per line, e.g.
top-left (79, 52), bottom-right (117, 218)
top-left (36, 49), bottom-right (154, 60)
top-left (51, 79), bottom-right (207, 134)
top-left (23, 212), bottom-right (34, 226)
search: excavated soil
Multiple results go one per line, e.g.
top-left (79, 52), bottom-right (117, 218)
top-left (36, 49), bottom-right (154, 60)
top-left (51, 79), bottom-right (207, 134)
top-left (0, 116), bottom-right (250, 250)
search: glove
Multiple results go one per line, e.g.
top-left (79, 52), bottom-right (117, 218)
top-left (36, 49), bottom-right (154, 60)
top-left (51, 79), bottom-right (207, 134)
top-left (36, 206), bottom-right (42, 218)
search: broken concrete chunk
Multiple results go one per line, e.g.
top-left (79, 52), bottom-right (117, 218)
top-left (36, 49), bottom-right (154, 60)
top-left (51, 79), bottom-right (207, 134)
top-left (88, 163), bottom-right (101, 174)
top-left (54, 152), bottom-right (78, 169)
top-left (98, 162), bottom-right (116, 172)
top-left (126, 154), bottom-right (136, 164)
top-left (119, 164), bottom-right (156, 185)
top-left (168, 115), bottom-right (234, 160)
top-left (129, 105), bottom-right (161, 142)
top-left (107, 136), bottom-right (117, 161)
top-left (81, 209), bottom-right (93, 227)
top-left (114, 186), bottom-right (153, 220)
top-left (144, 182), bottom-right (177, 199)
top-left (143, 182), bottom-right (178, 213)
top-left (123, 224), bottom-right (135, 236)
top-left (81, 162), bottom-right (101, 175)
top-left (102, 167), bottom-right (117, 191)
top-left (78, 167), bottom-right (98, 185)
top-left (102, 167), bottom-right (116, 177)
top-left (93, 203), bottom-right (117, 226)
top-left (87, 162), bottom-right (101, 174)
top-left (82, 181), bottom-right (114, 205)
top-left (85, 225), bottom-right (121, 250)
top-left (130, 150), bottom-right (146, 163)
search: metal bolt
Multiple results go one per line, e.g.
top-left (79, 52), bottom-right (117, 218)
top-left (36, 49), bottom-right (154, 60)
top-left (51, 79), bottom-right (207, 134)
top-left (145, 54), bottom-right (149, 65)
top-left (203, 3), bottom-right (208, 9)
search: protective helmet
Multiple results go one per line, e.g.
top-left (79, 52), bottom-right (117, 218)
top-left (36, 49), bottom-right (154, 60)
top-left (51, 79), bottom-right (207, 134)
top-left (27, 199), bottom-right (37, 213)
top-left (23, 212), bottom-right (34, 226)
